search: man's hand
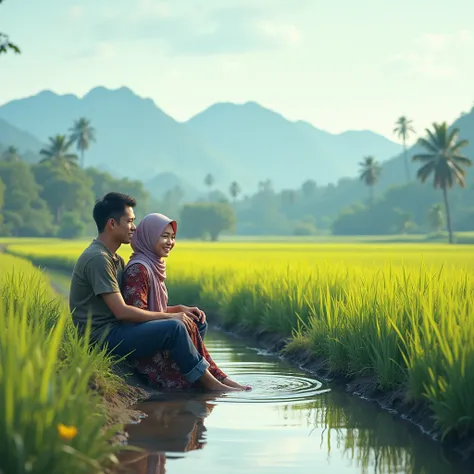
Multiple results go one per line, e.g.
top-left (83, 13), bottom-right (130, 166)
top-left (181, 305), bottom-right (206, 324)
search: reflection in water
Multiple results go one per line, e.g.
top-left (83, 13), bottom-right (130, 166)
top-left (276, 393), bottom-right (464, 474)
top-left (119, 452), bottom-right (166, 474)
top-left (118, 393), bottom-right (217, 473)
top-left (118, 330), bottom-right (472, 474)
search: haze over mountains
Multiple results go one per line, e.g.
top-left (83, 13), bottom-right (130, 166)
top-left (0, 118), bottom-right (43, 157)
top-left (186, 102), bottom-right (402, 190)
top-left (0, 86), bottom-right (402, 195)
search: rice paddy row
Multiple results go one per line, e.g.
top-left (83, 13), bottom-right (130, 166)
top-left (5, 239), bottom-right (474, 447)
top-left (0, 252), bottom-right (138, 473)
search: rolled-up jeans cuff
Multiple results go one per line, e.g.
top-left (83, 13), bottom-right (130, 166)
top-left (183, 358), bottom-right (209, 384)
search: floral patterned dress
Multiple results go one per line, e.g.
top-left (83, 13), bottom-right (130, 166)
top-left (122, 263), bottom-right (227, 389)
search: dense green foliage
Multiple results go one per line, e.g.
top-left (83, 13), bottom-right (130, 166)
top-left (180, 202), bottom-right (236, 241)
top-left (6, 240), bottom-right (474, 444)
top-left (3, 135), bottom-right (471, 240)
top-left (0, 156), bottom-right (151, 238)
top-left (0, 253), bottom-right (135, 473)
top-left (233, 176), bottom-right (474, 237)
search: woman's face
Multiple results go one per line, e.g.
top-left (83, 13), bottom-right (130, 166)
top-left (154, 223), bottom-right (176, 258)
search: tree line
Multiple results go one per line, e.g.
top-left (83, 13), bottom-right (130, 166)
top-left (0, 117), bottom-right (237, 240)
top-left (1, 112), bottom-right (472, 242)
top-left (196, 117), bottom-right (472, 243)
top-left (190, 116), bottom-right (472, 243)
top-left (357, 118), bottom-right (471, 243)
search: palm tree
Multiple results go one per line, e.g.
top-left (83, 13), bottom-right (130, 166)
top-left (40, 135), bottom-right (79, 172)
top-left (413, 122), bottom-right (472, 244)
top-left (394, 116), bottom-right (416, 182)
top-left (258, 179), bottom-right (273, 193)
top-left (69, 118), bottom-right (96, 168)
top-left (204, 173), bottom-right (215, 189)
top-left (427, 203), bottom-right (444, 233)
top-left (358, 156), bottom-right (381, 205)
top-left (1, 146), bottom-right (21, 162)
top-left (229, 181), bottom-right (241, 202)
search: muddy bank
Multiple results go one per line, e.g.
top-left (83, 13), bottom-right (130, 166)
top-left (211, 319), bottom-right (474, 462)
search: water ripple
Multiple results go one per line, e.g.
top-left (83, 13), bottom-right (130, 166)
top-left (218, 372), bottom-right (330, 404)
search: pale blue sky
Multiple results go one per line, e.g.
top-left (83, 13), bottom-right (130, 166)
top-left (1, 0), bottom-right (473, 140)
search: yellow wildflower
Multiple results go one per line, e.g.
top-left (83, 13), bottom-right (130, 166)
top-left (57, 423), bottom-right (78, 441)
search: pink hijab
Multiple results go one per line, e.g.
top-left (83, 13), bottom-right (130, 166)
top-left (125, 213), bottom-right (177, 312)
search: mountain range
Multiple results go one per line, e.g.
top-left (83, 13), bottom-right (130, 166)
top-left (0, 118), bottom-right (43, 158)
top-left (0, 86), bottom-right (402, 196)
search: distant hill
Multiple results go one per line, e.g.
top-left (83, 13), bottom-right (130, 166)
top-left (0, 87), bottom-right (227, 184)
top-left (185, 102), bottom-right (402, 191)
top-left (0, 118), bottom-right (43, 159)
top-left (145, 172), bottom-right (200, 201)
top-left (0, 87), bottom-right (402, 192)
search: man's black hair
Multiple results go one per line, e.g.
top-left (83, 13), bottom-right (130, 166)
top-left (93, 192), bottom-right (136, 233)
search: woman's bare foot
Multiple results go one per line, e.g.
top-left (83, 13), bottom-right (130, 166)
top-left (199, 370), bottom-right (243, 392)
top-left (222, 377), bottom-right (252, 391)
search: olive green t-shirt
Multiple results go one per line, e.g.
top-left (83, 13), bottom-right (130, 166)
top-left (69, 239), bottom-right (125, 342)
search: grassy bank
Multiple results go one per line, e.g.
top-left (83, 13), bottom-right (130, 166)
top-left (5, 240), bottom-right (474, 451)
top-left (0, 253), bottom-right (141, 473)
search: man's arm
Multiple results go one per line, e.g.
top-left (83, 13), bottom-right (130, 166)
top-left (102, 292), bottom-right (172, 322)
top-left (104, 293), bottom-right (198, 331)
top-left (85, 255), bottom-right (196, 325)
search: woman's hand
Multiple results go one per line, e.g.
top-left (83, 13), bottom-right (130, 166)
top-left (167, 305), bottom-right (207, 324)
top-left (181, 305), bottom-right (206, 324)
top-left (173, 311), bottom-right (198, 332)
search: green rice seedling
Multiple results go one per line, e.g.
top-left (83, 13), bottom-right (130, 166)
top-left (0, 284), bottom-right (120, 473)
top-left (0, 253), bottom-right (140, 473)
top-left (4, 238), bottom-right (474, 441)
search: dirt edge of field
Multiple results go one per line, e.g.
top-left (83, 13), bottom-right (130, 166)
top-left (212, 320), bottom-right (474, 463)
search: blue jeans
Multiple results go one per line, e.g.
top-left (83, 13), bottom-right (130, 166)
top-left (104, 319), bottom-right (209, 384)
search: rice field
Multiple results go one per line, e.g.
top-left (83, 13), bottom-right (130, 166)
top-left (0, 252), bottom-right (136, 474)
top-left (4, 239), bottom-right (474, 443)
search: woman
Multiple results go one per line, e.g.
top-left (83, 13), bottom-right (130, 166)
top-left (122, 212), bottom-right (250, 392)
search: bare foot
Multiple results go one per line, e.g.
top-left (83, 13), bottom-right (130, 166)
top-left (222, 377), bottom-right (252, 391)
top-left (199, 370), bottom-right (243, 392)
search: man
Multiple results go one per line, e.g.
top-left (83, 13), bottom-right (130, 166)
top-left (69, 192), bottom-right (239, 391)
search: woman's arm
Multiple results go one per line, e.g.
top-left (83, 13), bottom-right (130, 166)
top-left (117, 264), bottom-right (197, 326)
top-left (122, 263), bottom-right (150, 310)
top-left (104, 263), bottom-right (170, 322)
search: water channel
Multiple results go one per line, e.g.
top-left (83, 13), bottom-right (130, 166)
top-left (117, 329), bottom-right (472, 474)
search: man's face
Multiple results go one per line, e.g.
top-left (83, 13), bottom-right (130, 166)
top-left (112, 206), bottom-right (136, 244)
